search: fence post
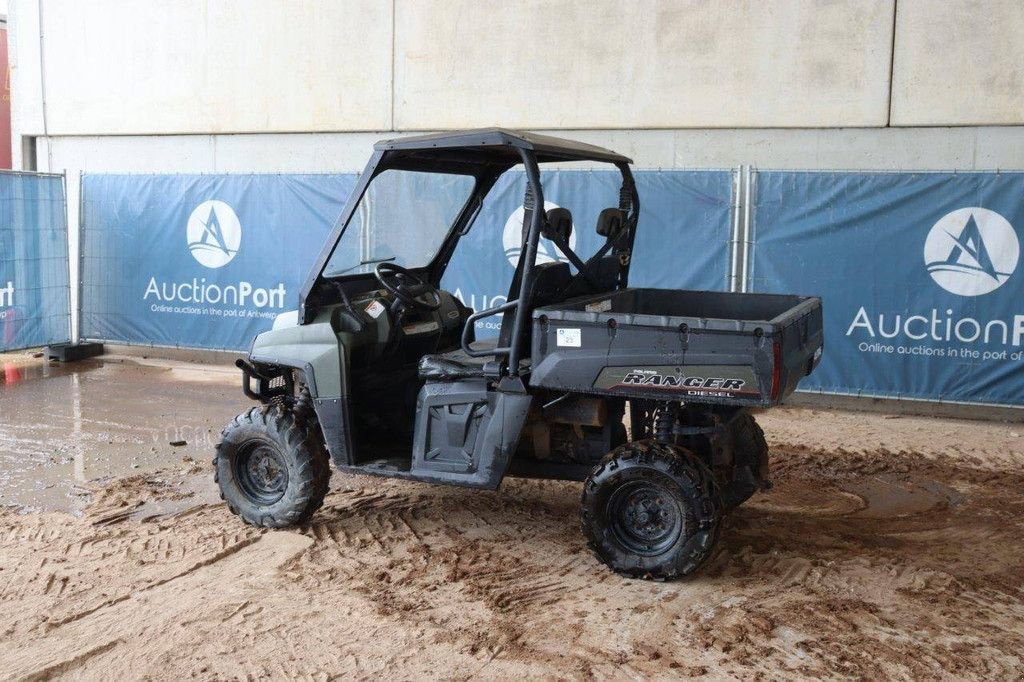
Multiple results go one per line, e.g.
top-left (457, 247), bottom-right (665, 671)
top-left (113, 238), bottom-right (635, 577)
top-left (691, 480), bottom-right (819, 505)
top-left (740, 165), bottom-right (754, 293)
top-left (75, 170), bottom-right (84, 345)
top-left (728, 166), bottom-right (743, 293)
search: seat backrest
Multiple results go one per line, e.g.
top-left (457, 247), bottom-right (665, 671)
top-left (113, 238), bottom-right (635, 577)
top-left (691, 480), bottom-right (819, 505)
top-left (544, 207), bottom-right (573, 244)
top-left (497, 260), bottom-right (571, 351)
top-left (562, 255), bottom-right (619, 299)
top-left (559, 207), bottom-right (625, 299)
top-left (596, 207), bottom-right (626, 238)
top-left (497, 207), bottom-right (575, 354)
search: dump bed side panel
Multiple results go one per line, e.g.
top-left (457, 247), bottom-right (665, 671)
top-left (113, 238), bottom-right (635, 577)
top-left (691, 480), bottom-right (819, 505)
top-left (529, 288), bottom-right (822, 407)
top-left (530, 319), bottom-right (774, 406)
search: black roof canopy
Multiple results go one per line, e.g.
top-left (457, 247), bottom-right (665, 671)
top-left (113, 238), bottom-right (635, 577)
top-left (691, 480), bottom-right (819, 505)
top-left (373, 128), bottom-right (632, 168)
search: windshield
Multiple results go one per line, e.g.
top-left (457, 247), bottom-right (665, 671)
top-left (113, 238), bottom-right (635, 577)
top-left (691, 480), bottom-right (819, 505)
top-left (323, 169), bottom-right (476, 277)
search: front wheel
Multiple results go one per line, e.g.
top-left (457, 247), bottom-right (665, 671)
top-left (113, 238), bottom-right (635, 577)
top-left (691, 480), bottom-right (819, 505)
top-left (215, 405), bottom-right (330, 528)
top-left (581, 441), bottom-right (721, 580)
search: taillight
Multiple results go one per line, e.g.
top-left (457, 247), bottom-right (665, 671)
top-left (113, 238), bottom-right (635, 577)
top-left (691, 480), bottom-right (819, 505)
top-left (770, 340), bottom-right (782, 401)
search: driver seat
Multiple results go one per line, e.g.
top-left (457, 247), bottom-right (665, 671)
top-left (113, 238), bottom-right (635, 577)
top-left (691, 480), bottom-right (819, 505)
top-left (417, 341), bottom-right (501, 381)
top-left (419, 206), bottom-right (575, 383)
top-left (418, 257), bottom-right (570, 382)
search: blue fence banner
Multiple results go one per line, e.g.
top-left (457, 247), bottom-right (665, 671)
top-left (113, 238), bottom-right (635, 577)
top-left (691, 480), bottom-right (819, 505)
top-left (442, 169), bottom-right (735, 337)
top-left (80, 174), bottom-right (357, 350)
top-left (81, 170), bottom-right (735, 349)
top-left (750, 171), bottom-right (1024, 405)
top-left (0, 172), bottom-right (70, 352)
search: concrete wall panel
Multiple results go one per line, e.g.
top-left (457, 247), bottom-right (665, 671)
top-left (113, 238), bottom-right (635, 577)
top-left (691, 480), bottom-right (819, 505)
top-left (13, 0), bottom-right (393, 136)
top-left (892, 0), bottom-right (1024, 126)
top-left (394, 0), bottom-right (895, 130)
top-left (9, 0), bottom-right (43, 152)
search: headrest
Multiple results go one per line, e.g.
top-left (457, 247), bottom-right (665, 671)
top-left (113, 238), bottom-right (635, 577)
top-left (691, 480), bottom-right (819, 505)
top-left (543, 207), bottom-right (573, 244)
top-left (596, 208), bottom-right (627, 237)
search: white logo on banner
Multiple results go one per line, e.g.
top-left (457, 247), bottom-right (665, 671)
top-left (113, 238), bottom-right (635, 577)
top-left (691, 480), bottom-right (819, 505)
top-left (187, 200), bottom-right (241, 269)
top-left (0, 280), bottom-right (13, 307)
top-left (502, 201), bottom-right (576, 267)
top-left (924, 207), bottom-right (1018, 296)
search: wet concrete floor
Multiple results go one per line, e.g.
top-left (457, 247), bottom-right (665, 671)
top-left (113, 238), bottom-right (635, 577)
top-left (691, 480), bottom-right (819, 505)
top-left (0, 352), bottom-right (246, 513)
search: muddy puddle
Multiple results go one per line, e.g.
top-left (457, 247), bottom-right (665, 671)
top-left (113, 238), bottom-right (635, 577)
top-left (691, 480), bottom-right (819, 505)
top-left (0, 352), bottom-right (244, 513)
top-left (756, 472), bottom-right (964, 520)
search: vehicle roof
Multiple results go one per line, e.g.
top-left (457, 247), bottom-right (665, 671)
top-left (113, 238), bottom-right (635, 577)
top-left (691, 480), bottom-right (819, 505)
top-left (374, 128), bottom-right (632, 165)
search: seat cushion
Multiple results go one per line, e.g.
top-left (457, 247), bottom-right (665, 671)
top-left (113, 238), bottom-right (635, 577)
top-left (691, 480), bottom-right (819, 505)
top-left (418, 342), bottom-right (497, 381)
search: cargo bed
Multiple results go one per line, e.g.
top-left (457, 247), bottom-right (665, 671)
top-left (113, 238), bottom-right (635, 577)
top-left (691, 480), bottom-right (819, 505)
top-left (529, 288), bottom-right (823, 407)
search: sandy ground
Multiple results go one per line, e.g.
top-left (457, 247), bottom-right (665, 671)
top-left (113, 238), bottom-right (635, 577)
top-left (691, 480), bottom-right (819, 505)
top-left (2, 355), bottom-right (1024, 679)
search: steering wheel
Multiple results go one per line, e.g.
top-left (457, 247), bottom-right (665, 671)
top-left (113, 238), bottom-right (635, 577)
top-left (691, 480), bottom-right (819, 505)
top-left (374, 262), bottom-right (442, 311)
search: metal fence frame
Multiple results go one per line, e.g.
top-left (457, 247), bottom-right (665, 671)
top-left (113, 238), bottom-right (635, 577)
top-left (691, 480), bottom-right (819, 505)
top-left (0, 169), bottom-right (72, 352)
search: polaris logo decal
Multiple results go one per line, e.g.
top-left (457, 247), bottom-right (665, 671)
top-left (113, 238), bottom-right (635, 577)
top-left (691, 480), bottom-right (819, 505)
top-left (924, 207), bottom-right (1018, 297)
top-left (594, 366), bottom-right (760, 399)
top-left (187, 200), bottom-right (241, 269)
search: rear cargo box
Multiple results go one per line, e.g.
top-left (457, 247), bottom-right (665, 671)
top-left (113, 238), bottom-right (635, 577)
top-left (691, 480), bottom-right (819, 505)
top-left (530, 288), bottom-right (823, 407)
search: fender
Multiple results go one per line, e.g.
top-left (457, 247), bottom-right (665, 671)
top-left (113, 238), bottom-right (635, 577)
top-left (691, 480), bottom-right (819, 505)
top-left (247, 312), bottom-right (355, 466)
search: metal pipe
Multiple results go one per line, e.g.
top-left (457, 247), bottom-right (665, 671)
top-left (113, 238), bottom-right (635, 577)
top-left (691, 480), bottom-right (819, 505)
top-left (741, 165), bottom-right (753, 293)
top-left (729, 166), bottom-right (742, 293)
top-left (614, 162), bottom-right (640, 288)
top-left (37, 0), bottom-right (53, 172)
top-left (507, 148), bottom-right (544, 375)
top-left (72, 171), bottom-right (80, 344)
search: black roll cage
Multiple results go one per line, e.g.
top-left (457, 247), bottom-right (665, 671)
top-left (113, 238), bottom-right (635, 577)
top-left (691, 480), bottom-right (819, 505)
top-left (298, 128), bottom-right (641, 377)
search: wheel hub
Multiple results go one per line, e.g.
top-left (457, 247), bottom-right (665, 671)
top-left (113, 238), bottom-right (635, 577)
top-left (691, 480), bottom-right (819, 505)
top-left (608, 481), bottom-right (683, 555)
top-left (235, 443), bottom-right (288, 505)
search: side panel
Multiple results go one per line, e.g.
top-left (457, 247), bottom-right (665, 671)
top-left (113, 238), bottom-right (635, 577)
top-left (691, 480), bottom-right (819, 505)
top-left (530, 320), bottom-right (773, 407)
top-left (409, 379), bottom-right (533, 489)
top-left (529, 290), bottom-right (824, 407)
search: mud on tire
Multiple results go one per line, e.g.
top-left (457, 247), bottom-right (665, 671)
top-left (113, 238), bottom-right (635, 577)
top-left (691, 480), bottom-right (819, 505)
top-left (215, 404), bottom-right (331, 528)
top-left (581, 440), bottom-right (721, 580)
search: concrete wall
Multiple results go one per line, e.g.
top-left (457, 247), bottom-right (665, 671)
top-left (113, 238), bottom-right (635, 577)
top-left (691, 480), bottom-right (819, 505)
top-left (394, 0), bottom-right (895, 129)
top-left (11, 0), bottom-right (896, 137)
top-left (892, 0), bottom-right (1024, 126)
top-left (13, 0), bottom-right (393, 136)
top-left (10, 0), bottom-right (1024, 148)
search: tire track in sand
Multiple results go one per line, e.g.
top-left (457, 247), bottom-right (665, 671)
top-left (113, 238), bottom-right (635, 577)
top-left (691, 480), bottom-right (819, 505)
top-left (0, 533), bottom-right (313, 680)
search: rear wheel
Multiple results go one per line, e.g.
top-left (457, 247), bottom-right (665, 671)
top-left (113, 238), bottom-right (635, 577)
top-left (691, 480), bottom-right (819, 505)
top-left (718, 413), bottom-right (769, 510)
top-left (215, 404), bottom-right (330, 528)
top-left (581, 441), bottom-right (721, 580)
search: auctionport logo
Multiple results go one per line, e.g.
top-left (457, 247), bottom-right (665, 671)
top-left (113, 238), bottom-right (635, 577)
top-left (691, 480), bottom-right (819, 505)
top-left (846, 205), bottom-right (1024, 357)
top-left (187, 200), bottom-right (241, 269)
top-left (144, 199), bottom-right (285, 313)
top-left (502, 201), bottom-right (576, 267)
top-left (924, 207), bottom-right (1018, 297)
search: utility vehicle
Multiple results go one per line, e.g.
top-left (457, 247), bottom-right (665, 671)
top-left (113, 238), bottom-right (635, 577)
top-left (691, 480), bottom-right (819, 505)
top-left (216, 129), bottom-right (823, 580)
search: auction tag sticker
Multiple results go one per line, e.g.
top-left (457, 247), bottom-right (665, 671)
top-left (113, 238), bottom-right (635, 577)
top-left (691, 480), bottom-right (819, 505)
top-left (365, 300), bottom-right (386, 319)
top-left (556, 328), bottom-right (582, 347)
